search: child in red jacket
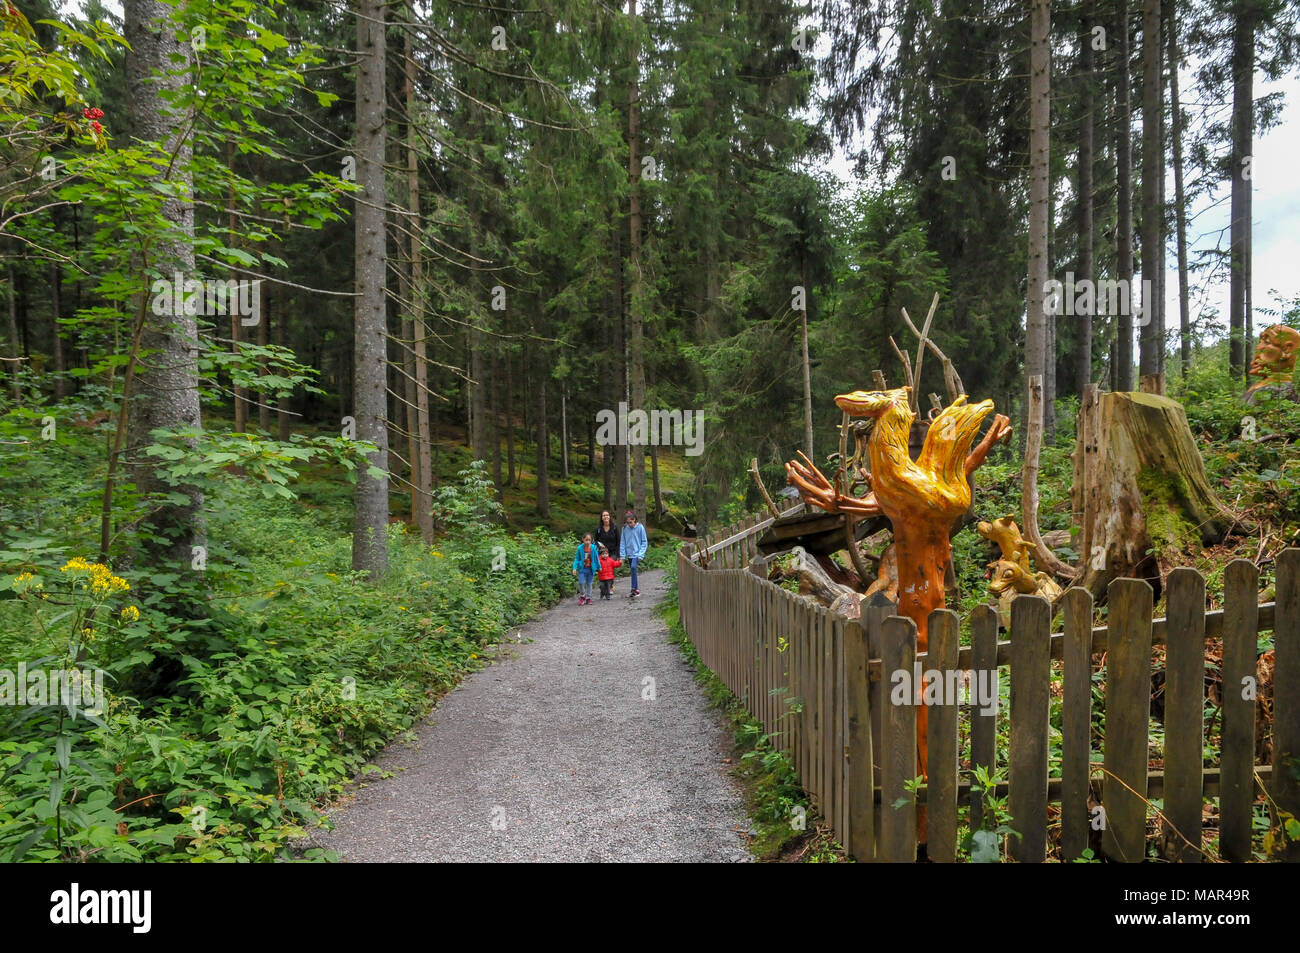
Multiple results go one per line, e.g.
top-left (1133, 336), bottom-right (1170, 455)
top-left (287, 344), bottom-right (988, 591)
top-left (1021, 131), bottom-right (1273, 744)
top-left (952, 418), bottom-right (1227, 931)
top-left (596, 543), bottom-right (622, 600)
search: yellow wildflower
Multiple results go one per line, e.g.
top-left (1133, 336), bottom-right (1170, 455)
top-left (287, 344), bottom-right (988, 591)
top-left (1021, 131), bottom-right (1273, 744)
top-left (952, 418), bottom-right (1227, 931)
top-left (61, 558), bottom-right (129, 596)
top-left (14, 571), bottom-right (34, 583)
top-left (120, 605), bottom-right (141, 622)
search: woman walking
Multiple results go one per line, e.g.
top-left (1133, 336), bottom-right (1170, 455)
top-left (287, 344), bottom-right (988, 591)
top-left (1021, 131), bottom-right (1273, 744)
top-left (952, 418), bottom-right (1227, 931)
top-left (594, 510), bottom-right (621, 593)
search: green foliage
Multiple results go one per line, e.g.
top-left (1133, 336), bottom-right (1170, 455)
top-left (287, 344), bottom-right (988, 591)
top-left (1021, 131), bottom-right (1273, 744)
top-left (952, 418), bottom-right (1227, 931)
top-left (0, 415), bottom-right (572, 860)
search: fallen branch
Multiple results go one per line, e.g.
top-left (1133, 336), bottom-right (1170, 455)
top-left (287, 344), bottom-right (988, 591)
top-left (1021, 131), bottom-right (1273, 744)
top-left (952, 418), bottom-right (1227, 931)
top-left (750, 457), bottom-right (781, 521)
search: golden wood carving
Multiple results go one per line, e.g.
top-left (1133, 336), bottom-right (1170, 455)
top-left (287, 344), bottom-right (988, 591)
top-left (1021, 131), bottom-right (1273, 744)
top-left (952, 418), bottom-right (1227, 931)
top-left (786, 386), bottom-right (1011, 775)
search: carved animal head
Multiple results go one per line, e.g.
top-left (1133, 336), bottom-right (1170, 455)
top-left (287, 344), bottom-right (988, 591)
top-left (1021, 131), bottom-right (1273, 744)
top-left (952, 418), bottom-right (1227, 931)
top-left (834, 386), bottom-right (911, 419)
top-left (987, 558), bottom-right (1039, 595)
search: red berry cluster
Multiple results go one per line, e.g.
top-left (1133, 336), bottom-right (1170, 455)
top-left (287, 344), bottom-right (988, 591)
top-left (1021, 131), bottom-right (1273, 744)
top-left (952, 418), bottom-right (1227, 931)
top-left (83, 107), bottom-right (104, 120)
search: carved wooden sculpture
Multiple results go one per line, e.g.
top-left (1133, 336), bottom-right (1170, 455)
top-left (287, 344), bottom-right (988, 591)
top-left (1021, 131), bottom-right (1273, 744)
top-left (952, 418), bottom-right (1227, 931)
top-left (1243, 324), bottom-right (1300, 403)
top-left (978, 515), bottom-right (1065, 628)
top-left (787, 385), bottom-right (1011, 776)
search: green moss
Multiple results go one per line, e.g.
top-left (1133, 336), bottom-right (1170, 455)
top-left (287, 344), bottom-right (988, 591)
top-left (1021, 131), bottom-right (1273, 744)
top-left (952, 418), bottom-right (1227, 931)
top-left (1137, 466), bottom-right (1198, 557)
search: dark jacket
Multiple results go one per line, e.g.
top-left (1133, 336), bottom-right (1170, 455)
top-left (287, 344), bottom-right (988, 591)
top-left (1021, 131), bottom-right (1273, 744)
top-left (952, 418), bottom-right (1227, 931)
top-left (594, 522), bottom-right (621, 558)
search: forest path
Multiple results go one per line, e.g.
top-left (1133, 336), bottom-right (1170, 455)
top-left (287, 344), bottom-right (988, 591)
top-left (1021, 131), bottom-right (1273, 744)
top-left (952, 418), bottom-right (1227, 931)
top-left (311, 568), bottom-right (752, 862)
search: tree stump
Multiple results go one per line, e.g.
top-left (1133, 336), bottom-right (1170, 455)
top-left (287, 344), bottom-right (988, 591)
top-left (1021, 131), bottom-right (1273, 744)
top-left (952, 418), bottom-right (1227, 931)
top-left (1072, 386), bottom-right (1241, 602)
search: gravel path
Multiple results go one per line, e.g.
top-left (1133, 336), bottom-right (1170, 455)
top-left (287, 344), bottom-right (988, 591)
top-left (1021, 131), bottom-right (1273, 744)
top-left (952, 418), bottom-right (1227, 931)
top-left (312, 568), bottom-right (752, 862)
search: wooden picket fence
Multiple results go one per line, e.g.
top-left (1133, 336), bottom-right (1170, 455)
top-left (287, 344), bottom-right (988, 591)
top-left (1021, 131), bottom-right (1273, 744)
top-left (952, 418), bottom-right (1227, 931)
top-left (679, 509), bottom-right (1300, 862)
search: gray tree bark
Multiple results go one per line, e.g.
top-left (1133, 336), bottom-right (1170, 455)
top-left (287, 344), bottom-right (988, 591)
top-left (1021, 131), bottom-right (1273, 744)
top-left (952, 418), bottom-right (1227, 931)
top-left (1075, 1), bottom-right (1095, 394)
top-left (1139, 0), bottom-right (1163, 380)
top-left (124, 0), bottom-right (203, 569)
top-left (1229, 4), bottom-right (1255, 381)
top-left (627, 0), bottom-right (647, 523)
top-left (1115, 0), bottom-right (1135, 391)
top-left (1026, 0), bottom-right (1050, 402)
top-left (351, 0), bottom-right (389, 578)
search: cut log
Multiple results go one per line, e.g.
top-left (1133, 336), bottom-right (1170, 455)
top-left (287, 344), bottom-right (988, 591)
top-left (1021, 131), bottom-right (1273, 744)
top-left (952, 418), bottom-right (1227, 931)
top-left (1072, 388), bottom-right (1244, 602)
top-left (771, 546), bottom-right (860, 609)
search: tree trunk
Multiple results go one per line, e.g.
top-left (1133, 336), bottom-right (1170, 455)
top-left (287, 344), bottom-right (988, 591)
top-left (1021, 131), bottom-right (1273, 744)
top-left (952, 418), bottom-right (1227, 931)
top-left (801, 253), bottom-right (813, 459)
top-left (1168, 4), bottom-right (1190, 376)
top-left (626, 0), bottom-right (647, 523)
top-left (1075, 2), bottom-right (1095, 394)
top-left (650, 441), bottom-right (665, 520)
top-left (535, 359), bottom-right (550, 518)
top-left (1228, 4), bottom-right (1254, 381)
top-left (124, 0), bottom-right (203, 569)
top-left (1139, 0), bottom-right (1162, 381)
top-left (1026, 0), bottom-right (1050, 412)
top-left (612, 225), bottom-right (628, 514)
top-left (1072, 388), bottom-right (1240, 603)
top-left (505, 350), bottom-right (516, 486)
top-left (351, 0), bottom-right (389, 578)
top-left (1115, 0), bottom-right (1135, 391)
top-left (1045, 184), bottom-right (1056, 442)
top-left (277, 288), bottom-right (291, 441)
top-left (258, 282), bottom-right (271, 431)
top-left (50, 261), bottom-right (66, 400)
top-left (4, 263), bottom-right (20, 401)
top-left (406, 14), bottom-right (432, 541)
top-left (560, 382), bottom-right (569, 479)
top-left (490, 345), bottom-right (503, 495)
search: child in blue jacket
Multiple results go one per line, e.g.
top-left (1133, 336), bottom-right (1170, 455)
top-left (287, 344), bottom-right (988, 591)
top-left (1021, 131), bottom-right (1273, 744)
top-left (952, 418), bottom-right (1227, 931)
top-left (572, 533), bottom-right (599, 605)
top-left (618, 511), bottom-right (648, 597)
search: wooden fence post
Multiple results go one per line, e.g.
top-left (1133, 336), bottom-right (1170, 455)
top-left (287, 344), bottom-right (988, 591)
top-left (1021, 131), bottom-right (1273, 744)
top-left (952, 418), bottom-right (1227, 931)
top-left (926, 608), bottom-right (960, 862)
top-left (1102, 578), bottom-right (1153, 862)
top-left (1009, 594), bottom-right (1051, 863)
top-left (1060, 587), bottom-right (1095, 860)
top-left (845, 619), bottom-right (873, 861)
top-left (864, 594), bottom-right (894, 843)
top-left (1274, 549), bottom-right (1300, 861)
top-left (1220, 559), bottom-right (1258, 862)
top-left (1162, 567), bottom-right (1206, 862)
top-left (969, 603), bottom-right (999, 832)
top-left (879, 615), bottom-right (917, 862)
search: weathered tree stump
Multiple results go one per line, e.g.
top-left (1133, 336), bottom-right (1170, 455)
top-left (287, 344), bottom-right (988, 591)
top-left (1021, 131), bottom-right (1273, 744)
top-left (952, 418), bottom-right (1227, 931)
top-left (1072, 386), bottom-right (1241, 602)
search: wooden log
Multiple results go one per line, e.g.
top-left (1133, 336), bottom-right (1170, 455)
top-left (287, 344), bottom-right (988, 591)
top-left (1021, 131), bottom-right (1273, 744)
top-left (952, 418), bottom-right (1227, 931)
top-left (879, 615), bottom-right (917, 861)
top-left (772, 545), bottom-right (860, 610)
top-left (1161, 567), bottom-right (1205, 862)
top-left (926, 609), bottom-right (960, 862)
top-left (1060, 587), bottom-right (1095, 860)
top-left (1009, 595), bottom-right (1051, 862)
top-left (1101, 578), bottom-right (1153, 862)
top-left (1219, 559), bottom-right (1258, 862)
top-left (969, 604), bottom-right (999, 832)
